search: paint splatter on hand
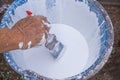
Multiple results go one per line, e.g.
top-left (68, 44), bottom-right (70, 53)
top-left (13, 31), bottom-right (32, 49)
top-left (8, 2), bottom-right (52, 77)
top-left (0, 10), bottom-right (50, 53)
top-left (12, 15), bottom-right (50, 49)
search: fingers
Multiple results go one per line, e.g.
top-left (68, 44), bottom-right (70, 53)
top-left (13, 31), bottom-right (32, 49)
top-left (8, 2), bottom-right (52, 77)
top-left (11, 15), bottom-right (50, 49)
top-left (30, 33), bottom-right (44, 48)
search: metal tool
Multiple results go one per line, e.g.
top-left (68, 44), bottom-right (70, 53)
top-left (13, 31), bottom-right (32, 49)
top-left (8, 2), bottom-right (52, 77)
top-left (45, 34), bottom-right (65, 59)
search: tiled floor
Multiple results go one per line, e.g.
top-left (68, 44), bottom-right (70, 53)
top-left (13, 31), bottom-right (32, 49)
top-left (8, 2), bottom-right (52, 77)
top-left (0, 0), bottom-right (120, 80)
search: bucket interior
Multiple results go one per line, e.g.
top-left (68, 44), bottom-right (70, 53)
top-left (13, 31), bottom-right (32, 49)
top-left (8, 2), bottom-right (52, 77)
top-left (0, 0), bottom-right (112, 79)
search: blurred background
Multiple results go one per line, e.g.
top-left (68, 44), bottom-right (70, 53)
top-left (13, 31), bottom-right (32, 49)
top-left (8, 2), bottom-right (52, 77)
top-left (0, 0), bottom-right (120, 80)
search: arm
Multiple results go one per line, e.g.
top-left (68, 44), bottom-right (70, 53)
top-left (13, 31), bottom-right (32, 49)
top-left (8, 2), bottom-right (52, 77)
top-left (0, 15), bottom-right (50, 53)
top-left (0, 28), bottom-right (24, 53)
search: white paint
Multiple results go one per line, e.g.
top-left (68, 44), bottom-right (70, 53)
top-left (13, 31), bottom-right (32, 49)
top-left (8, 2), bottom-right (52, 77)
top-left (42, 20), bottom-right (50, 27)
top-left (55, 0), bottom-right (101, 69)
top-left (7, 0), bottom-right (102, 79)
top-left (19, 42), bottom-right (24, 49)
top-left (37, 33), bottom-right (46, 46)
top-left (27, 41), bottom-right (32, 49)
top-left (11, 24), bottom-right (89, 79)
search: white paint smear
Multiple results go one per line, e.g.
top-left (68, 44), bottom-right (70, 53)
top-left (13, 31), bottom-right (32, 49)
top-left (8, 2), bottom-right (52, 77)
top-left (19, 42), bottom-right (24, 49)
top-left (27, 41), bottom-right (32, 49)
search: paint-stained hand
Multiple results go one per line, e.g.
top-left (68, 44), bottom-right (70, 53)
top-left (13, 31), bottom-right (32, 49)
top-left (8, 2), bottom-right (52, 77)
top-left (12, 15), bottom-right (50, 49)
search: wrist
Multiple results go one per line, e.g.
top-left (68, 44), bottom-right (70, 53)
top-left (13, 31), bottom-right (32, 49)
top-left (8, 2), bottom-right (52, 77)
top-left (0, 28), bottom-right (25, 53)
top-left (13, 30), bottom-right (27, 49)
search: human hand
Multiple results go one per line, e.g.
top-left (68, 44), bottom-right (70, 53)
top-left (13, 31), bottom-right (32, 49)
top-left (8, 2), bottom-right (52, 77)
top-left (12, 15), bottom-right (50, 49)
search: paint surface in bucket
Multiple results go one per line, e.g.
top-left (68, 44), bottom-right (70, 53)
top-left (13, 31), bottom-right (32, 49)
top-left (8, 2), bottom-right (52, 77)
top-left (10, 24), bottom-right (89, 79)
top-left (5, 0), bottom-right (101, 79)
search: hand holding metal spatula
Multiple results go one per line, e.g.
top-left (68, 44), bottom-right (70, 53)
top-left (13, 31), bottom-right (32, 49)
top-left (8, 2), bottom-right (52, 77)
top-left (0, 15), bottom-right (64, 59)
